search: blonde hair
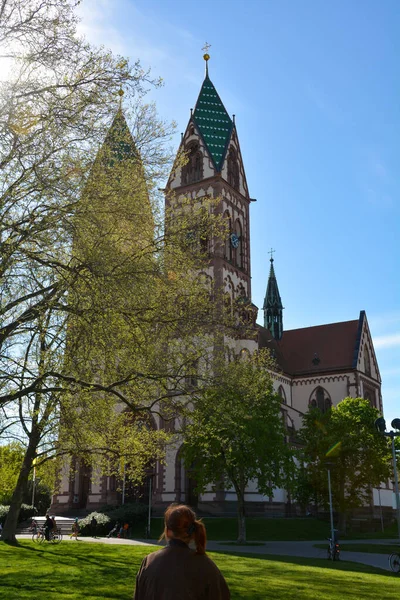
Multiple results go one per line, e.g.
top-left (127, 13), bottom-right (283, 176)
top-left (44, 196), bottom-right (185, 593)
top-left (160, 503), bottom-right (207, 555)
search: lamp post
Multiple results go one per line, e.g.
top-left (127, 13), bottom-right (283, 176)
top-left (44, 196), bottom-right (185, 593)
top-left (375, 417), bottom-right (400, 541)
top-left (325, 461), bottom-right (335, 544)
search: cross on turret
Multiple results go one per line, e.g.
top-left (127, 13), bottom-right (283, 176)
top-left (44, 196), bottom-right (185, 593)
top-left (268, 247), bottom-right (275, 261)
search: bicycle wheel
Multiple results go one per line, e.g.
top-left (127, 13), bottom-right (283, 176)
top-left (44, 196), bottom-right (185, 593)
top-left (389, 553), bottom-right (400, 573)
top-left (32, 531), bottom-right (39, 543)
top-left (53, 529), bottom-right (62, 544)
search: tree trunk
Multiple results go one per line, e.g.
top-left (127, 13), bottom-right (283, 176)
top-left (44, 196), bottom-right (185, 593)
top-left (1, 436), bottom-right (39, 543)
top-left (235, 485), bottom-right (246, 543)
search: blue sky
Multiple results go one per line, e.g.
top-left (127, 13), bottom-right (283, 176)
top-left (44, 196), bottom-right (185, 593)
top-left (78, 0), bottom-right (400, 427)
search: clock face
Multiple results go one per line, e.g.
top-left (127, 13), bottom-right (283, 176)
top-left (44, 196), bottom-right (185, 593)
top-left (230, 233), bottom-right (239, 248)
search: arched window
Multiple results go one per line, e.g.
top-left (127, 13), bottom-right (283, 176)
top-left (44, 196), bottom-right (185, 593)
top-left (223, 210), bottom-right (232, 261)
top-left (278, 385), bottom-right (287, 404)
top-left (240, 348), bottom-right (250, 360)
top-left (234, 219), bottom-right (243, 268)
top-left (309, 387), bottom-right (331, 413)
top-left (224, 292), bottom-right (233, 317)
top-left (227, 147), bottom-right (239, 190)
top-left (181, 142), bottom-right (203, 185)
top-left (364, 347), bottom-right (371, 377)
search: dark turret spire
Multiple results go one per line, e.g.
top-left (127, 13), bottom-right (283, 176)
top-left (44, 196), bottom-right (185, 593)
top-left (263, 253), bottom-right (283, 340)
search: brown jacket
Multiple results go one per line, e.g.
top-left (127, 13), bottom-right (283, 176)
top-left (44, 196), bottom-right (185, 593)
top-left (133, 539), bottom-right (230, 600)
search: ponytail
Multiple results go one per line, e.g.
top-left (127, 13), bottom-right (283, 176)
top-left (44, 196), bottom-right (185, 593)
top-left (193, 519), bottom-right (206, 555)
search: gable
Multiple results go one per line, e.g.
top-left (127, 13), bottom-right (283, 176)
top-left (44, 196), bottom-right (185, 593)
top-left (166, 119), bottom-right (216, 189)
top-left (220, 127), bottom-right (250, 198)
top-left (354, 311), bottom-right (381, 383)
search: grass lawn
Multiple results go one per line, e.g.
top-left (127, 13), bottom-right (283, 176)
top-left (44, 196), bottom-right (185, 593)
top-left (1, 540), bottom-right (399, 600)
top-left (143, 517), bottom-right (399, 541)
top-left (144, 517), bottom-right (331, 541)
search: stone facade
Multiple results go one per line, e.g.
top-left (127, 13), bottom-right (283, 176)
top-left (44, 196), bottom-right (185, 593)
top-left (51, 64), bottom-right (390, 518)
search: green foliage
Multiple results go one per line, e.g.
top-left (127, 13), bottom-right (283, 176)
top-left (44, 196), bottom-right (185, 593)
top-left (182, 349), bottom-right (294, 541)
top-left (0, 0), bottom-right (224, 542)
top-left (0, 503), bottom-right (34, 525)
top-left (0, 444), bottom-right (25, 504)
top-left (297, 398), bottom-right (391, 525)
top-left (76, 512), bottom-right (111, 537)
top-left (105, 502), bottom-right (148, 525)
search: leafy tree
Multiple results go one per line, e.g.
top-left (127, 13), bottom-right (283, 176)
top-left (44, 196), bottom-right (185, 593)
top-left (0, 443), bottom-right (25, 504)
top-left (298, 397), bottom-right (391, 532)
top-left (0, 0), bottom-right (224, 542)
top-left (181, 350), bottom-right (294, 542)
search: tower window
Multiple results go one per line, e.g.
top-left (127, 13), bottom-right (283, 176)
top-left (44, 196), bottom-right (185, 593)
top-left (227, 147), bottom-right (239, 190)
top-left (364, 347), bottom-right (371, 377)
top-left (223, 210), bottom-right (233, 262)
top-left (181, 142), bottom-right (203, 185)
top-left (234, 219), bottom-right (243, 269)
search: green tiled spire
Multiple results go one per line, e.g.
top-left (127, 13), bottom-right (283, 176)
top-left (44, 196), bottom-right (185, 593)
top-left (193, 76), bottom-right (233, 171)
top-left (102, 108), bottom-right (139, 165)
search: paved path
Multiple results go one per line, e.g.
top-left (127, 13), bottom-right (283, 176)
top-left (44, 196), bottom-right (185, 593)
top-left (16, 535), bottom-right (398, 572)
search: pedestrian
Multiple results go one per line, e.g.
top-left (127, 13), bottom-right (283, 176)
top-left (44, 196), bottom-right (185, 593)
top-left (107, 521), bottom-right (120, 538)
top-left (70, 517), bottom-right (80, 540)
top-left (30, 518), bottom-right (38, 533)
top-left (123, 522), bottom-right (129, 538)
top-left (119, 523), bottom-right (128, 538)
top-left (133, 503), bottom-right (230, 600)
top-left (90, 515), bottom-right (97, 538)
top-left (51, 516), bottom-right (58, 535)
top-left (44, 514), bottom-right (53, 541)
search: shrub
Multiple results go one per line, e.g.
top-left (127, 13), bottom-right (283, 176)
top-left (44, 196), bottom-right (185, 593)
top-left (0, 503), bottom-right (35, 524)
top-left (106, 503), bottom-right (148, 526)
top-left (77, 512), bottom-right (111, 537)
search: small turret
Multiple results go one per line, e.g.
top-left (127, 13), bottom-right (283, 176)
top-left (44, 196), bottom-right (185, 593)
top-left (263, 252), bottom-right (283, 340)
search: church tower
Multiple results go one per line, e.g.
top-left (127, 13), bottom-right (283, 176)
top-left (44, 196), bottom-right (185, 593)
top-left (263, 255), bottom-right (283, 340)
top-left (166, 53), bottom-right (256, 347)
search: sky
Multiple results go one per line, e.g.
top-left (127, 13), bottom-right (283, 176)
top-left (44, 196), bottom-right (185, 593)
top-left (76, 0), bottom-right (400, 425)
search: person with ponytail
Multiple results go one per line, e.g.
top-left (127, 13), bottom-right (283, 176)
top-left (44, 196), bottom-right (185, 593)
top-left (133, 503), bottom-right (230, 599)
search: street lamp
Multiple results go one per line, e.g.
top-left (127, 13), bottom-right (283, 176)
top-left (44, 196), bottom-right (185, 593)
top-left (325, 461), bottom-right (335, 545)
top-left (375, 417), bottom-right (400, 541)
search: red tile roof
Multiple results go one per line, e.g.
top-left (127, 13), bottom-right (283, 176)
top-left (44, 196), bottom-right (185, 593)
top-left (258, 318), bottom-right (361, 376)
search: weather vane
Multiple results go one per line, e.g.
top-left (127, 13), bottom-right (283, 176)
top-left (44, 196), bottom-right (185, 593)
top-left (202, 42), bottom-right (211, 54)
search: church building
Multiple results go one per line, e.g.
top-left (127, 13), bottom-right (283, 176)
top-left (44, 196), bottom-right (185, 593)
top-left (52, 54), bottom-right (389, 516)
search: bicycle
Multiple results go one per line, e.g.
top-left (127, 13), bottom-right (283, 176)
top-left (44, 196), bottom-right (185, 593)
top-left (32, 527), bottom-right (62, 544)
top-left (389, 551), bottom-right (400, 573)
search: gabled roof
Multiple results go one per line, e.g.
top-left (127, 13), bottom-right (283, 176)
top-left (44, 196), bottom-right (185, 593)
top-left (274, 319), bottom-right (360, 376)
top-left (193, 76), bottom-right (233, 171)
